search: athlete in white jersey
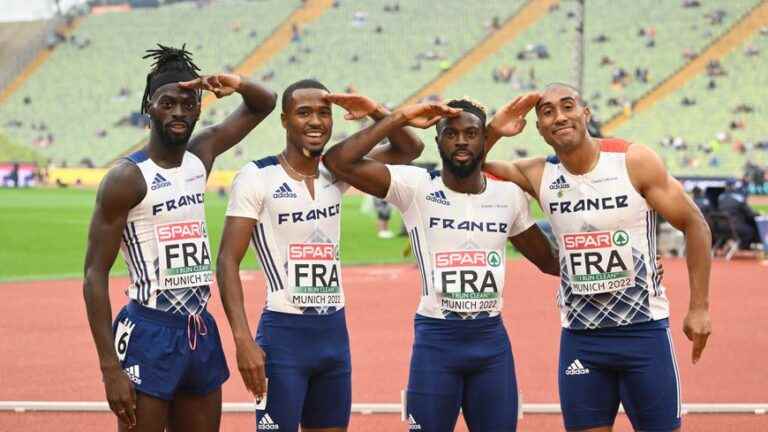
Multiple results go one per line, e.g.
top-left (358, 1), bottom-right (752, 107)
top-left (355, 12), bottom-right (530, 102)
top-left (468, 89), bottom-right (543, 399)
top-left (216, 80), bottom-right (426, 432)
top-left (83, 45), bottom-right (277, 432)
top-left (484, 84), bottom-right (712, 432)
top-left (323, 98), bottom-right (559, 431)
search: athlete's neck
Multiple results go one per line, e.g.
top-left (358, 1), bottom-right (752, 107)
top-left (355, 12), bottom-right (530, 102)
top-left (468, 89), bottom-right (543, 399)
top-left (442, 168), bottom-right (486, 194)
top-left (282, 145), bottom-right (320, 179)
top-left (557, 137), bottom-right (600, 176)
top-left (148, 128), bottom-right (186, 168)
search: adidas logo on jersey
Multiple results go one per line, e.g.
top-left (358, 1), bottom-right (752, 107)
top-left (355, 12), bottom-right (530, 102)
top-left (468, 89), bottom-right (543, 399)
top-left (124, 365), bottom-right (142, 384)
top-left (565, 359), bottom-right (590, 375)
top-left (549, 175), bottom-right (570, 191)
top-left (151, 173), bottom-right (172, 190)
top-left (426, 190), bottom-right (450, 206)
top-left (407, 414), bottom-right (422, 430)
top-left (273, 182), bottom-right (298, 199)
top-left (257, 413), bottom-right (280, 430)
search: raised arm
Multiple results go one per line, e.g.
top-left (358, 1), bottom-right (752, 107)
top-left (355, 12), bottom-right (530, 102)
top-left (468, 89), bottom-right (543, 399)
top-left (325, 93), bottom-right (425, 164)
top-left (183, 74), bottom-right (277, 173)
top-left (323, 103), bottom-right (459, 198)
top-left (216, 215), bottom-right (266, 401)
top-left (83, 161), bottom-right (145, 428)
top-left (627, 144), bottom-right (712, 364)
top-left (484, 92), bottom-right (540, 154)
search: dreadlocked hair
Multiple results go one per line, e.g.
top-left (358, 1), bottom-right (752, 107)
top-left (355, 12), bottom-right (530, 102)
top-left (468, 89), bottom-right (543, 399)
top-left (140, 43), bottom-right (201, 114)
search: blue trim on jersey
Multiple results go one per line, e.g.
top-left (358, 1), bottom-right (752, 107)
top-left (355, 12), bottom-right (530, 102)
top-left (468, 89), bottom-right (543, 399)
top-left (129, 222), bottom-right (152, 303)
top-left (253, 223), bottom-right (283, 292)
top-left (126, 150), bottom-right (149, 164)
top-left (428, 169), bottom-right (441, 180)
top-left (546, 155), bottom-right (560, 164)
top-left (646, 210), bottom-right (660, 296)
top-left (252, 156), bottom-right (279, 169)
top-left (122, 228), bottom-right (147, 303)
top-left (409, 228), bottom-right (429, 296)
top-left (252, 228), bottom-right (279, 293)
top-left (123, 223), bottom-right (150, 303)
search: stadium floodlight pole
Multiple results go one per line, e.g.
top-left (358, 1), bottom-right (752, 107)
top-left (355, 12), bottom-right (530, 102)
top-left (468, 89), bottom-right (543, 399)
top-left (572, 0), bottom-right (585, 94)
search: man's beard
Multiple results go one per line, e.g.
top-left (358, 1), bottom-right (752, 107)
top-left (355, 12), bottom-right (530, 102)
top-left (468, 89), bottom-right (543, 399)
top-left (158, 119), bottom-right (195, 147)
top-left (439, 147), bottom-right (483, 178)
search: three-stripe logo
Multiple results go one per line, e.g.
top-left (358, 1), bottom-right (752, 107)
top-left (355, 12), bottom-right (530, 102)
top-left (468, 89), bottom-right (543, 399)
top-left (273, 182), bottom-right (298, 199)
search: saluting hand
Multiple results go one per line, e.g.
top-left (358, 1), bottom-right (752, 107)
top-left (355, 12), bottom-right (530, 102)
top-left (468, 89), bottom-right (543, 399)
top-left (488, 92), bottom-right (540, 137)
top-left (325, 93), bottom-right (382, 120)
top-left (179, 73), bottom-right (242, 99)
top-left (395, 103), bottom-right (461, 129)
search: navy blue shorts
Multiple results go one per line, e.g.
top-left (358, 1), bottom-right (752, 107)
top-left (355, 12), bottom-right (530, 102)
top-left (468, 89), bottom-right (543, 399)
top-left (406, 314), bottom-right (518, 432)
top-left (559, 319), bottom-right (681, 431)
top-left (255, 309), bottom-right (351, 432)
top-left (112, 301), bottom-right (229, 401)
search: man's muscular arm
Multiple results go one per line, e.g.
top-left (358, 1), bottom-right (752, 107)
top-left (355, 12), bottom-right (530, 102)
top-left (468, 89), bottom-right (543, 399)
top-left (627, 144), bottom-right (712, 364)
top-left (83, 161), bottom-right (145, 427)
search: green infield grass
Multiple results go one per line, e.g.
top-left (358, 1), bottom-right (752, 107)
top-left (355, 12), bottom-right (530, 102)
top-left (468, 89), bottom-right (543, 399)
top-left (0, 188), bottom-right (547, 281)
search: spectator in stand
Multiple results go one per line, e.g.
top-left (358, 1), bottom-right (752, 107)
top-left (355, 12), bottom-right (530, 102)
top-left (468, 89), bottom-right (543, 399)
top-left (718, 181), bottom-right (760, 248)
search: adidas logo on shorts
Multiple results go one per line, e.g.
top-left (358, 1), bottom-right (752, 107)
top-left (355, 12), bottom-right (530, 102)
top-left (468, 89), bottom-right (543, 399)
top-left (257, 413), bottom-right (280, 430)
top-left (426, 190), bottom-right (450, 206)
top-left (124, 365), bottom-right (142, 384)
top-left (407, 414), bottom-right (422, 430)
top-left (151, 173), bottom-right (172, 190)
top-left (565, 359), bottom-right (590, 376)
top-left (273, 182), bottom-right (298, 199)
top-left (549, 175), bottom-right (570, 191)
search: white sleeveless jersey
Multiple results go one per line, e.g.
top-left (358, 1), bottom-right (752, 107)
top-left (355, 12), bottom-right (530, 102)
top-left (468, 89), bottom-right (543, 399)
top-left (385, 165), bottom-right (534, 320)
top-left (538, 139), bottom-right (669, 330)
top-left (121, 150), bottom-right (212, 315)
top-left (226, 156), bottom-right (350, 315)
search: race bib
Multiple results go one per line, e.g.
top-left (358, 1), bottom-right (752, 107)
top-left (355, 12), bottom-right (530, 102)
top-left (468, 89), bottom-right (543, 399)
top-left (433, 250), bottom-right (505, 313)
top-left (114, 318), bottom-right (135, 362)
top-left (155, 221), bottom-right (213, 290)
top-left (562, 230), bottom-right (635, 295)
top-left (286, 243), bottom-right (343, 308)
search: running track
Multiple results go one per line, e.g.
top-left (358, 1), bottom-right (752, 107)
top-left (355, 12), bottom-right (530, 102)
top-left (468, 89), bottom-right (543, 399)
top-left (1, 259), bottom-right (767, 431)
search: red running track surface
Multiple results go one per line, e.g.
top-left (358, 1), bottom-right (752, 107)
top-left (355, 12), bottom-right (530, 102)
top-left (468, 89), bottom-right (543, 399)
top-left (1, 259), bottom-right (767, 430)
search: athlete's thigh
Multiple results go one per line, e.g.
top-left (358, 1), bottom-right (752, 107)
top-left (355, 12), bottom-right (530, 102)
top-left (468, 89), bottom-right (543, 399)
top-left (166, 388), bottom-right (221, 432)
top-left (118, 392), bottom-right (169, 432)
top-left (619, 328), bottom-right (681, 432)
top-left (406, 348), bottom-right (463, 432)
top-left (301, 363), bottom-right (351, 429)
top-left (256, 369), bottom-right (310, 432)
top-left (462, 346), bottom-right (518, 432)
top-left (559, 331), bottom-right (621, 431)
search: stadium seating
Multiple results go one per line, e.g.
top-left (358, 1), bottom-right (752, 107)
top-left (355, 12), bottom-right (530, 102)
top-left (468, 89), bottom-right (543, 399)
top-left (0, 0), bottom-right (765, 177)
top-left (0, 0), bottom-right (299, 167)
top-left (612, 32), bottom-right (768, 175)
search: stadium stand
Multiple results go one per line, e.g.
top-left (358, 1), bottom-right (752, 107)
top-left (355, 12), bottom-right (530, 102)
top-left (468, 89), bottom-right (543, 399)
top-left (205, 0), bottom-right (526, 169)
top-left (0, 0), bottom-right (765, 177)
top-left (0, 0), bottom-right (299, 167)
top-left (612, 32), bottom-right (768, 176)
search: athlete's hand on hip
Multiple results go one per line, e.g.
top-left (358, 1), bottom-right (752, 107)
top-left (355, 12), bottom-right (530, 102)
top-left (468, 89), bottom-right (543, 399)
top-left (325, 93), bottom-right (381, 120)
top-left (396, 103), bottom-right (461, 129)
top-left (488, 92), bottom-right (540, 137)
top-left (683, 308), bottom-right (711, 364)
top-left (178, 73), bottom-right (242, 99)
top-left (103, 366), bottom-right (137, 428)
top-left (236, 340), bottom-right (268, 401)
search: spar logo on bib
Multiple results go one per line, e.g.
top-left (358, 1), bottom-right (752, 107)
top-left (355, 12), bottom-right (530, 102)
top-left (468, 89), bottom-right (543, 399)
top-left (562, 230), bottom-right (634, 295)
top-left (433, 250), bottom-right (504, 313)
top-left (155, 221), bottom-right (213, 289)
